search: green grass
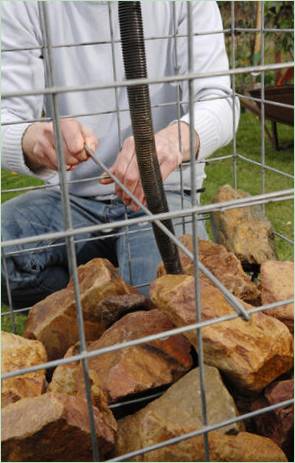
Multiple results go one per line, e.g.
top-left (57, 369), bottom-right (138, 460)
top-left (1, 111), bottom-right (294, 334)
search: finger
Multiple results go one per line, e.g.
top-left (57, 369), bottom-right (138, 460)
top-left (81, 125), bottom-right (99, 153)
top-left (38, 138), bottom-right (58, 170)
top-left (61, 120), bottom-right (87, 162)
top-left (99, 172), bottom-right (114, 184)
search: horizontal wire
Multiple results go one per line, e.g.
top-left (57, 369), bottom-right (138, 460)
top-left (2, 189), bottom-right (293, 248)
top-left (2, 90), bottom-right (294, 128)
top-left (237, 153), bottom-right (294, 179)
top-left (0, 29), bottom-right (232, 53)
top-left (3, 62), bottom-right (294, 99)
top-left (1, 93), bottom-right (233, 127)
top-left (238, 93), bottom-right (294, 110)
top-left (2, 297), bottom-right (293, 380)
top-left (2, 27), bottom-right (293, 53)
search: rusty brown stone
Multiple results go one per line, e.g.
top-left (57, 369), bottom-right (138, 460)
top-left (117, 429), bottom-right (287, 462)
top-left (116, 366), bottom-right (244, 461)
top-left (251, 379), bottom-right (294, 460)
top-left (24, 258), bottom-right (146, 360)
top-left (1, 331), bottom-right (47, 408)
top-left (150, 274), bottom-right (293, 392)
top-left (50, 309), bottom-right (192, 404)
top-left (260, 260), bottom-right (294, 333)
top-left (158, 235), bottom-right (261, 305)
top-left (211, 184), bottom-right (277, 266)
top-left (1, 392), bottom-right (117, 462)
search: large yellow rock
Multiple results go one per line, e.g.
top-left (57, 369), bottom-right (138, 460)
top-left (2, 392), bottom-right (117, 461)
top-left (150, 275), bottom-right (293, 392)
top-left (116, 366), bottom-right (244, 461)
top-left (211, 185), bottom-right (277, 265)
top-left (1, 331), bottom-right (47, 408)
top-left (24, 258), bottom-right (145, 360)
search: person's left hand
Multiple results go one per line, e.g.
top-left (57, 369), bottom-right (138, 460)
top-left (100, 122), bottom-right (197, 211)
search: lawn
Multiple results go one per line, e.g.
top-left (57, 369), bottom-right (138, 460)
top-left (1, 110), bottom-right (294, 334)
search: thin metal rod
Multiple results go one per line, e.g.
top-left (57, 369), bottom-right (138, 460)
top-left (274, 231), bottom-right (294, 245)
top-left (231, 0), bottom-right (238, 189)
top-left (40, 4), bottom-right (100, 460)
top-left (238, 153), bottom-right (294, 179)
top-left (1, 29), bottom-right (234, 53)
top-left (4, 62), bottom-right (294, 99)
top-left (260, 1), bottom-right (266, 206)
top-left (187, 2), bottom-right (209, 459)
top-left (3, 26), bottom-right (293, 53)
top-left (172, 1), bottom-right (186, 234)
top-left (2, 188), bottom-right (293, 248)
top-left (2, 297), bottom-right (293, 380)
top-left (107, 399), bottom-right (294, 462)
top-left (238, 93), bottom-right (294, 110)
top-left (2, 90), bottom-right (294, 128)
top-left (2, 253), bottom-right (16, 332)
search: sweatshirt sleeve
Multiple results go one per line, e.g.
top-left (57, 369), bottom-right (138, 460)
top-left (1, 1), bottom-right (53, 179)
top-left (175, 1), bottom-right (240, 160)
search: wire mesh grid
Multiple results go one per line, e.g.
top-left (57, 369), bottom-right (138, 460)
top-left (1, 1), bottom-right (294, 461)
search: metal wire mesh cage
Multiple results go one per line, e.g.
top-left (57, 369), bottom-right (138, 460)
top-left (1, 1), bottom-right (294, 461)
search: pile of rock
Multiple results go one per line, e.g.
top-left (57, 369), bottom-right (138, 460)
top-left (1, 241), bottom-right (293, 461)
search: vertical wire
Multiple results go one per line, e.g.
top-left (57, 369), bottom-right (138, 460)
top-left (39, 4), bottom-right (100, 461)
top-left (231, 0), bottom-right (238, 189)
top-left (108, 2), bottom-right (133, 284)
top-left (172, 1), bottom-right (186, 234)
top-left (2, 253), bottom-right (16, 333)
top-left (260, 1), bottom-right (266, 208)
top-left (187, 2), bottom-right (210, 461)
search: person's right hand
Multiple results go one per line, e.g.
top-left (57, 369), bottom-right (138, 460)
top-left (22, 118), bottom-right (98, 172)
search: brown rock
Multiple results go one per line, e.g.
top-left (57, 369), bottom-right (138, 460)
top-left (1, 392), bottom-right (117, 462)
top-left (117, 429), bottom-right (287, 462)
top-left (51, 310), bottom-right (192, 403)
top-left (158, 235), bottom-right (261, 305)
top-left (211, 184), bottom-right (277, 266)
top-left (150, 275), bottom-right (293, 392)
top-left (24, 258), bottom-right (146, 360)
top-left (260, 260), bottom-right (294, 333)
top-left (1, 331), bottom-right (47, 408)
top-left (116, 366), bottom-right (243, 461)
top-left (251, 379), bottom-right (294, 459)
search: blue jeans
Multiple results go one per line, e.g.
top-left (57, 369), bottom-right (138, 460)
top-left (2, 189), bottom-right (207, 309)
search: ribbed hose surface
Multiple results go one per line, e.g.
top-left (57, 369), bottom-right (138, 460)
top-left (118, 1), bottom-right (182, 274)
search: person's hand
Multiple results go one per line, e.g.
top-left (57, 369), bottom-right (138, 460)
top-left (22, 118), bottom-right (98, 172)
top-left (100, 122), bottom-right (199, 211)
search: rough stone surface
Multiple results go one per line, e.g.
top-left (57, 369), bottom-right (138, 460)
top-left (117, 429), bottom-right (287, 462)
top-left (150, 275), bottom-right (293, 392)
top-left (1, 331), bottom-right (47, 408)
top-left (116, 366), bottom-right (243, 461)
top-left (50, 310), bottom-right (192, 404)
top-left (211, 184), bottom-right (277, 265)
top-left (1, 392), bottom-right (117, 462)
top-left (260, 260), bottom-right (294, 333)
top-left (24, 258), bottom-right (146, 360)
top-left (48, 344), bottom-right (80, 396)
top-left (158, 235), bottom-right (261, 305)
top-left (251, 379), bottom-right (294, 459)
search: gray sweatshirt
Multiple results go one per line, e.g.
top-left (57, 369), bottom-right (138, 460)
top-left (2, 1), bottom-right (240, 198)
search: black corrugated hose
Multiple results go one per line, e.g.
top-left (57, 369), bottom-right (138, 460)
top-left (118, 1), bottom-right (182, 275)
